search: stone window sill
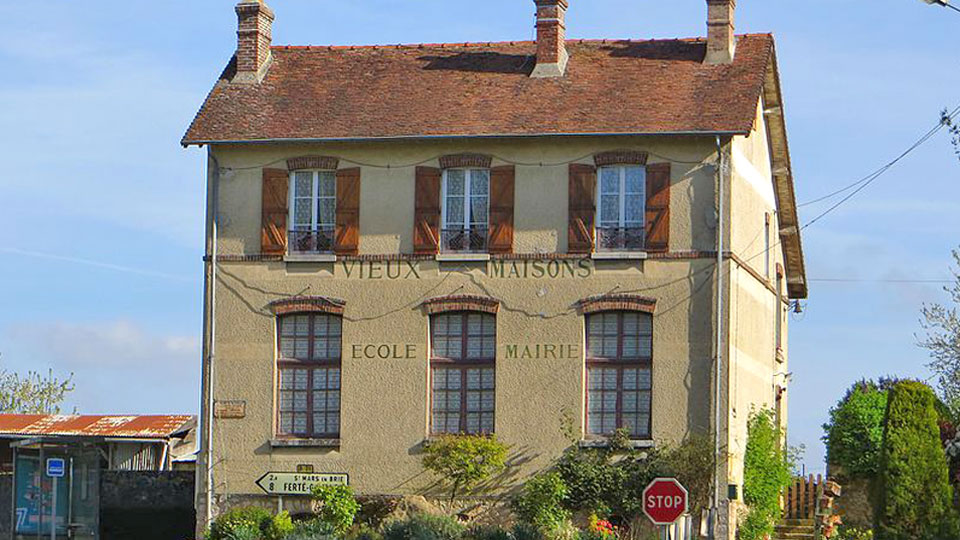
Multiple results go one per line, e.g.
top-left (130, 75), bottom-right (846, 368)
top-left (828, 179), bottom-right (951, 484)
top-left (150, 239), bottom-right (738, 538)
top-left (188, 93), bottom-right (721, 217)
top-left (270, 438), bottom-right (340, 448)
top-left (436, 253), bottom-right (491, 262)
top-left (578, 438), bottom-right (655, 449)
top-left (591, 251), bottom-right (648, 261)
top-left (285, 254), bottom-right (337, 263)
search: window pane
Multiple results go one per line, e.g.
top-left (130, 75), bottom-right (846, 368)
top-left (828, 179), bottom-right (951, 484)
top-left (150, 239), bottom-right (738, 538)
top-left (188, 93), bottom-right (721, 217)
top-left (600, 195), bottom-right (619, 224)
top-left (625, 194), bottom-right (644, 224)
top-left (600, 168), bottom-right (619, 194)
top-left (470, 196), bottom-right (488, 226)
top-left (446, 170), bottom-right (465, 195)
top-left (293, 392), bottom-right (307, 412)
top-left (625, 166), bottom-right (645, 194)
top-left (318, 199), bottom-right (336, 226)
top-left (295, 172), bottom-right (313, 197)
top-left (446, 196), bottom-right (464, 227)
top-left (294, 199), bottom-right (312, 226)
top-left (318, 172), bottom-right (336, 197)
top-left (295, 316), bottom-right (309, 335)
top-left (470, 170), bottom-right (490, 196)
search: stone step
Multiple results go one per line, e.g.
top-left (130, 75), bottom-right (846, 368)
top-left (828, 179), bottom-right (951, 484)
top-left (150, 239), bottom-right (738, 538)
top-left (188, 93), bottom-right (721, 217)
top-left (779, 519), bottom-right (815, 527)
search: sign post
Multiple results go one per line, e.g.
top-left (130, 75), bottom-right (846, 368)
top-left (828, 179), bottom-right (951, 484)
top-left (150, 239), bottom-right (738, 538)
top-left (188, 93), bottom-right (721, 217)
top-left (255, 472), bottom-right (349, 496)
top-left (642, 478), bottom-right (688, 539)
top-left (46, 458), bottom-right (65, 540)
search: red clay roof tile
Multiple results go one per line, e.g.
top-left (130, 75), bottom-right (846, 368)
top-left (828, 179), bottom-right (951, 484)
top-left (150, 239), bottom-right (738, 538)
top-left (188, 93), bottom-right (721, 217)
top-left (182, 34), bottom-right (774, 144)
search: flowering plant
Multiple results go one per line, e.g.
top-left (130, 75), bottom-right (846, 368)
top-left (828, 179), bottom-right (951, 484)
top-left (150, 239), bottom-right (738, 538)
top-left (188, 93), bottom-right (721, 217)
top-left (588, 515), bottom-right (617, 539)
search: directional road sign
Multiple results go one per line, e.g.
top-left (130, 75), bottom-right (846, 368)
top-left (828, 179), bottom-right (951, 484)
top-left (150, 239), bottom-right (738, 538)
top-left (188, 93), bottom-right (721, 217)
top-left (255, 472), bottom-right (348, 496)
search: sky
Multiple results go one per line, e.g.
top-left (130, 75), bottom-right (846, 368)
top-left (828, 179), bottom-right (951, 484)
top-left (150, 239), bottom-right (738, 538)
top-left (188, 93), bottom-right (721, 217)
top-left (1, 0), bottom-right (959, 474)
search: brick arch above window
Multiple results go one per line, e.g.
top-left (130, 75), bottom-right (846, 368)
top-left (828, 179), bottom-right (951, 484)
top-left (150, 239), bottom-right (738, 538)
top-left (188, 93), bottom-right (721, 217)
top-left (286, 155), bottom-right (340, 171)
top-left (593, 150), bottom-right (649, 167)
top-left (439, 153), bottom-right (493, 170)
top-left (268, 296), bottom-right (346, 316)
top-left (421, 295), bottom-right (499, 315)
top-left (577, 294), bottom-right (656, 315)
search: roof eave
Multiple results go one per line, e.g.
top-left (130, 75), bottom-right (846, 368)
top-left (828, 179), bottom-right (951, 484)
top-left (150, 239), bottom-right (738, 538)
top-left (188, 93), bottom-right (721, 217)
top-left (761, 42), bottom-right (807, 299)
top-left (181, 129), bottom-right (751, 148)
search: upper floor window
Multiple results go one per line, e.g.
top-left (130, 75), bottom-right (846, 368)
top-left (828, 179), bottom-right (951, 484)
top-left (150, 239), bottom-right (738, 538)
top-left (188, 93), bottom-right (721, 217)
top-left (597, 165), bottom-right (646, 251)
top-left (585, 311), bottom-right (653, 439)
top-left (289, 170), bottom-right (336, 254)
top-left (277, 313), bottom-right (342, 438)
top-left (430, 312), bottom-right (496, 435)
top-left (441, 169), bottom-right (489, 253)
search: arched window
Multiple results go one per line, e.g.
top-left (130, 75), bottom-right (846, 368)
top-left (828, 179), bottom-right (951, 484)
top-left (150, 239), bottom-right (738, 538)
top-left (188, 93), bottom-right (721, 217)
top-left (276, 313), bottom-right (342, 438)
top-left (585, 311), bottom-right (653, 439)
top-left (430, 312), bottom-right (496, 435)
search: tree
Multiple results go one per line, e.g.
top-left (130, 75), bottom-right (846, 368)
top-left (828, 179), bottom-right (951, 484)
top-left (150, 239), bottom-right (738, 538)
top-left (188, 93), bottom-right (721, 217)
top-left (823, 380), bottom-right (888, 478)
top-left (876, 380), bottom-right (957, 540)
top-left (421, 434), bottom-right (507, 504)
top-left (0, 353), bottom-right (73, 413)
top-left (942, 109), bottom-right (960, 163)
top-left (919, 248), bottom-right (960, 417)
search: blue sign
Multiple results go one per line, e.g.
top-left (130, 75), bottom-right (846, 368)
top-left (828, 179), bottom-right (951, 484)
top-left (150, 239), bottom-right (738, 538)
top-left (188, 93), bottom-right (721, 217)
top-left (45, 458), bottom-right (65, 478)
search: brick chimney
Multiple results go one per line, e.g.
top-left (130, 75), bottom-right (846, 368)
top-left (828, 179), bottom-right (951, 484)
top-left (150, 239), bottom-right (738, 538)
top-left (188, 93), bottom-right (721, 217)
top-left (234, 0), bottom-right (275, 83)
top-left (705, 0), bottom-right (736, 64)
top-left (531, 0), bottom-right (569, 78)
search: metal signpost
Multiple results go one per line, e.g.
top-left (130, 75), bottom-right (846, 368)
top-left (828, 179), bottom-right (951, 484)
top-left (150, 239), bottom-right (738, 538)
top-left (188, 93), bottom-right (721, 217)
top-left (46, 458), bottom-right (65, 540)
top-left (642, 478), bottom-right (689, 540)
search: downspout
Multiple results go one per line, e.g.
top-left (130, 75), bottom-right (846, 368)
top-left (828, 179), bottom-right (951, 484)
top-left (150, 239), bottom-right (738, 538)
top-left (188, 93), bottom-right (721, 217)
top-left (202, 151), bottom-right (221, 527)
top-left (714, 135), bottom-right (725, 527)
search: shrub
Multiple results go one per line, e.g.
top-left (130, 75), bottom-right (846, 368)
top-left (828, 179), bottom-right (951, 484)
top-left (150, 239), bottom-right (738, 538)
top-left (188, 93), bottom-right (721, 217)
top-left (313, 484), bottom-right (361, 534)
top-left (463, 524), bottom-right (511, 540)
top-left (286, 518), bottom-right (336, 540)
top-left (207, 507), bottom-right (294, 540)
top-left (383, 514), bottom-right (465, 540)
top-left (510, 523), bottom-right (546, 540)
top-left (823, 381), bottom-right (888, 479)
top-left (344, 523), bottom-right (385, 540)
top-left (649, 433), bottom-right (715, 514)
top-left (835, 526), bottom-right (874, 540)
top-left (422, 434), bottom-right (508, 502)
top-left (511, 472), bottom-right (571, 529)
top-left (876, 380), bottom-right (958, 540)
top-left (740, 409), bottom-right (793, 540)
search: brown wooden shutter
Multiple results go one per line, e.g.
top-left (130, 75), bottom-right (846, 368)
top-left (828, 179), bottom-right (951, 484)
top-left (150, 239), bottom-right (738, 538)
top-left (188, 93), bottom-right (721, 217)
top-left (335, 167), bottom-right (361, 256)
top-left (414, 166), bottom-right (442, 254)
top-left (568, 164), bottom-right (597, 254)
top-left (645, 162), bottom-right (671, 253)
top-left (261, 168), bottom-right (289, 255)
top-left (488, 165), bottom-right (515, 254)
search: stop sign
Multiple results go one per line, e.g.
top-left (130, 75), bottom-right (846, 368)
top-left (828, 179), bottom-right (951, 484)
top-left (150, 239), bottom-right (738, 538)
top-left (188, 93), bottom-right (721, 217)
top-left (642, 478), bottom-right (688, 525)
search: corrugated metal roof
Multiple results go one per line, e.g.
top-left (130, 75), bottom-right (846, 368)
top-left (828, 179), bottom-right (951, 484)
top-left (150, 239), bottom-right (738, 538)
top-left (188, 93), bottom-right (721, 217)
top-left (0, 414), bottom-right (195, 439)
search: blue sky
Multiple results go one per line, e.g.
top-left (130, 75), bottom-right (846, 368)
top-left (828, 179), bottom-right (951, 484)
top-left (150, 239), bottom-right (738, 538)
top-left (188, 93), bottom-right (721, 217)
top-left (1, 0), bottom-right (958, 473)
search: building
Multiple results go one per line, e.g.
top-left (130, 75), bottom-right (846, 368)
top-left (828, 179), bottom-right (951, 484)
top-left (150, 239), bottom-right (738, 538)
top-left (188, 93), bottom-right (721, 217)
top-left (183, 1), bottom-right (807, 537)
top-left (0, 414), bottom-right (196, 539)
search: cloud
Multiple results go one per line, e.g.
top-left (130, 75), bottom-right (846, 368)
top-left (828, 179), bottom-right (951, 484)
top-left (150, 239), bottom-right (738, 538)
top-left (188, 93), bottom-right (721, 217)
top-left (2, 320), bottom-right (199, 414)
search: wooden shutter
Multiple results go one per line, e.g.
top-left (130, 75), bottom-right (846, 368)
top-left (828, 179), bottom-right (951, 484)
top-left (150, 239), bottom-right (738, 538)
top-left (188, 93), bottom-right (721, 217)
top-left (335, 168), bottom-right (361, 256)
top-left (645, 162), bottom-right (671, 252)
top-left (488, 165), bottom-right (515, 254)
top-left (261, 168), bottom-right (289, 255)
top-left (568, 164), bottom-right (597, 254)
top-left (414, 166), bottom-right (442, 254)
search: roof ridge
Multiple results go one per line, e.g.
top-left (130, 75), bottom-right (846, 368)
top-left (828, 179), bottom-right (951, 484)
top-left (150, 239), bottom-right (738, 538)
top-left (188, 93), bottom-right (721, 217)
top-left (270, 33), bottom-right (772, 52)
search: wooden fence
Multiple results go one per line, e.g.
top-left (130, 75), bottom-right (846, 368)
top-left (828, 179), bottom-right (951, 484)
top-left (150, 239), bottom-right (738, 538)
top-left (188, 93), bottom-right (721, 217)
top-left (782, 474), bottom-right (822, 520)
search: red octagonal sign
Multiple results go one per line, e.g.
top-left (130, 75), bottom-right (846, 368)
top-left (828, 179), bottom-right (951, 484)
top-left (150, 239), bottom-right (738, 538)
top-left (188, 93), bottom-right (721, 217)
top-left (642, 478), bottom-right (688, 525)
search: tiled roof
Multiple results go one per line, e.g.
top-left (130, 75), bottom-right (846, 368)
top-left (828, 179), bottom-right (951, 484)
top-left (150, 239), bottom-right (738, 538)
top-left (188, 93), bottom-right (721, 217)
top-left (0, 414), bottom-right (195, 440)
top-left (182, 34), bottom-right (775, 144)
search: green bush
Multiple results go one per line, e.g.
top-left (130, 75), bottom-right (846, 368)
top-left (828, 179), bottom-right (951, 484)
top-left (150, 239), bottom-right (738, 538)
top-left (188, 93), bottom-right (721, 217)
top-left (511, 472), bottom-right (571, 529)
top-left (835, 526), bottom-right (874, 540)
top-left (740, 409), bottom-right (793, 540)
top-left (422, 434), bottom-right (508, 502)
top-left (344, 523), bottom-right (385, 540)
top-left (823, 380), bottom-right (888, 479)
top-left (463, 524), bottom-right (511, 540)
top-left (312, 484), bottom-right (361, 534)
top-left (206, 507), bottom-right (294, 540)
top-left (286, 518), bottom-right (336, 540)
top-left (876, 380), bottom-right (958, 540)
top-left (510, 523), bottom-right (546, 540)
top-left (382, 514), bottom-right (466, 540)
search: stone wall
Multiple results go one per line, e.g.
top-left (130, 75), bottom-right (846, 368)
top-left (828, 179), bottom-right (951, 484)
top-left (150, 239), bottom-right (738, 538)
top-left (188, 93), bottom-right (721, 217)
top-left (101, 471), bottom-right (195, 540)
